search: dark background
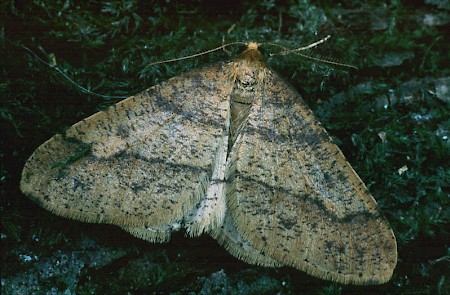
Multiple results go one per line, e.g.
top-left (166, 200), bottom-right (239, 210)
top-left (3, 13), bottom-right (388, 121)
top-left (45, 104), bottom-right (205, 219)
top-left (1, 0), bottom-right (449, 294)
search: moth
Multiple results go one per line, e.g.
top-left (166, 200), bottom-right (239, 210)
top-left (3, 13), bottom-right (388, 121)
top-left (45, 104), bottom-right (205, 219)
top-left (20, 41), bottom-right (397, 285)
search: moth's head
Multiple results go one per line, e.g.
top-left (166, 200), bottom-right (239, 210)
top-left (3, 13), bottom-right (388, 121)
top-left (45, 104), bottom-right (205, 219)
top-left (238, 42), bottom-right (264, 63)
top-left (231, 42), bottom-right (266, 87)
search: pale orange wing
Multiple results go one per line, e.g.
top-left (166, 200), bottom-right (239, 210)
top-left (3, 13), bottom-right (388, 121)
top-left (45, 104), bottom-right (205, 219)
top-left (21, 64), bottom-right (231, 229)
top-left (210, 211), bottom-right (281, 267)
top-left (226, 69), bottom-right (397, 285)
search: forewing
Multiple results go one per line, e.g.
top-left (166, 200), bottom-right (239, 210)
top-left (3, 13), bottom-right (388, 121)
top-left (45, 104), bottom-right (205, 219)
top-left (210, 212), bottom-right (281, 267)
top-left (21, 64), bottom-right (231, 228)
top-left (227, 70), bottom-right (397, 284)
top-left (121, 221), bottom-right (181, 243)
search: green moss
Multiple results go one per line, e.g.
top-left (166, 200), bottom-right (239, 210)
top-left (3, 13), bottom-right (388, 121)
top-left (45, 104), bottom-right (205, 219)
top-left (51, 142), bottom-right (93, 169)
top-left (1, 0), bottom-right (448, 294)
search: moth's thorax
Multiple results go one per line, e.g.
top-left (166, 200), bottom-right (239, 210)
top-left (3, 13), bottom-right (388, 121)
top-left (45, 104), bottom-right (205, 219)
top-left (230, 44), bottom-right (266, 104)
top-left (228, 43), bottom-right (267, 149)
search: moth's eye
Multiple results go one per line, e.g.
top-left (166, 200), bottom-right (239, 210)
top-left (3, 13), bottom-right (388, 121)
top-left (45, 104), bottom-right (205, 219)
top-left (238, 44), bottom-right (248, 52)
